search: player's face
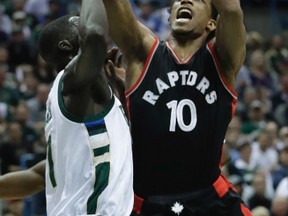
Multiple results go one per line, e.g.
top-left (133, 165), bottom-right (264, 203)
top-left (169, 0), bottom-right (213, 36)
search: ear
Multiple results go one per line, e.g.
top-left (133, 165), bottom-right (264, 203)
top-left (206, 19), bottom-right (217, 33)
top-left (58, 40), bottom-right (73, 51)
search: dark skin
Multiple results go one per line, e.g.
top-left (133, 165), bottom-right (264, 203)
top-left (0, 0), bottom-right (125, 200)
top-left (102, 0), bottom-right (246, 91)
top-left (0, 48), bottom-right (126, 199)
top-left (0, 160), bottom-right (46, 199)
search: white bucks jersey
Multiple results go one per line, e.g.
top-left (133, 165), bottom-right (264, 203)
top-left (45, 71), bottom-right (133, 216)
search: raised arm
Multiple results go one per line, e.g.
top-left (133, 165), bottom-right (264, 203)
top-left (212, 0), bottom-right (246, 85)
top-left (62, 0), bottom-right (110, 114)
top-left (0, 160), bottom-right (45, 199)
top-left (101, 0), bottom-right (154, 62)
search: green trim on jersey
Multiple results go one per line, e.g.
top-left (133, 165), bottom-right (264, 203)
top-left (57, 75), bottom-right (115, 123)
top-left (88, 125), bottom-right (107, 136)
top-left (47, 135), bottom-right (57, 187)
top-left (93, 145), bottom-right (110, 157)
top-left (87, 162), bottom-right (110, 214)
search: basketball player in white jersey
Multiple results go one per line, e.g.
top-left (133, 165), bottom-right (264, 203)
top-left (7, 0), bottom-right (134, 215)
top-left (0, 46), bottom-right (133, 215)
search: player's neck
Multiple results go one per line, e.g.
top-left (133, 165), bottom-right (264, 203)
top-left (167, 35), bottom-right (205, 61)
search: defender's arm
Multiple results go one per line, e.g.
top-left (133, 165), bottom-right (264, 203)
top-left (0, 160), bottom-right (45, 199)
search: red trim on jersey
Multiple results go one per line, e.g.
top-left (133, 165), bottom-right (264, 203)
top-left (240, 203), bottom-right (252, 216)
top-left (126, 96), bottom-right (131, 121)
top-left (166, 41), bottom-right (193, 64)
top-left (133, 194), bottom-right (144, 214)
top-left (207, 41), bottom-right (237, 99)
top-left (231, 97), bottom-right (237, 117)
top-left (125, 38), bottom-right (159, 97)
top-left (213, 174), bottom-right (236, 198)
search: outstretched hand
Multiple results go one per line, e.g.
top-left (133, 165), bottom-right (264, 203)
top-left (104, 47), bottom-right (126, 106)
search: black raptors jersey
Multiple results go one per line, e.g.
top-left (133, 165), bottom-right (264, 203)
top-left (126, 38), bottom-right (237, 198)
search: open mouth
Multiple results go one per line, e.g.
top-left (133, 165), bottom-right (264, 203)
top-left (176, 8), bottom-right (192, 21)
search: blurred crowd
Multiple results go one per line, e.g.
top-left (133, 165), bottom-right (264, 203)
top-left (0, 0), bottom-right (287, 216)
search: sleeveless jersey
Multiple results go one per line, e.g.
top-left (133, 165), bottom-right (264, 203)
top-left (45, 71), bottom-right (133, 216)
top-left (126, 38), bottom-right (237, 197)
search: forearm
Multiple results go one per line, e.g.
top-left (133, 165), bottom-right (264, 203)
top-left (212, 0), bottom-right (246, 75)
top-left (71, 0), bottom-right (108, 87)
top-left (212, 0), bottom-right (242, 14)
top-left (79, 0), bottom-right (108, 40)
top-left (0, 170), bottom-right (45, 199)
top-left (102, 0), bottom-right (149, 59)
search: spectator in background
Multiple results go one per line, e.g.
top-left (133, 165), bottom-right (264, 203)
top-left (230, 136), bottom-right (257, 187)
top-left (235, 64), bottom-right (252, 101)
top-left (0, 4), bottom-right (12, 44)
top-left (0, 46), bottom-right (10, 71)
top-left (47, 0), bottom-right (62, 20)
top-left (270, 196), bottom-right (288, 216)
top-left (25, 83), bottom-right (49, 125)
top-left (0, 65), bottom-right (20, 115)
top-left (225, 115), bottom-right (243, 162)
top-left (241, 100), bottom-right (268, 138)
top-left (133, 0), bottom-right (162, 36)
top-left (250, 130), bottom-right (279, 198)
top-left (265, 34), bottom-right (288, 76)
top-left (7, 27), bottom-right (36, 72)
top-left (24, 0), bottom-right (49, 23)
top-left (4, 0), bottom-right (26, 17)
top-left (278, 126), bottom-right (288, 146)
top-left (274, 177), bottom-right (288, 199)
top-left (236, 86), bottom-right (259, 121)
top-left (271, 74), bottom-right (288, 113)
top-left (0, 121), bottom-right (29, 174)
top-left (0, 109), bottom-right (8, 143)
top-left (265, 121), bottom-right (285, 151)
top-left (251, 206), bottom-right (270, 216)
top-left (271, 145), bottom-right (288, 189)
top-left (13, 102), bottom-right (39, 147)
top-left (245, 31), bottom-right (264, 65)
top-left (251, 129), bottom-right (279, 173)
top-left (247, 171), bottom-right (272, 210)
top-left (2, 199), bottom-right (24, 216)
top-left (16, 64), bottom-right (39, 100)
top-left (273, 100), bottom-right (288, 128)
top-left (149, 5), bottom-right (170, 40)
top-left (248, 49), bottom-right (278, 97)
top-left (11, 11), bottom-right (31, 40)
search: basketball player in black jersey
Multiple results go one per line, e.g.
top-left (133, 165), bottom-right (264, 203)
top-left (101, 0), bottom-right (251, 215)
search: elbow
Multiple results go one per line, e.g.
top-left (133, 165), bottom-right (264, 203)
top-left (81, 25), bottom-right (107, 40)
top-left (79, 25), bottom-right (108, 51)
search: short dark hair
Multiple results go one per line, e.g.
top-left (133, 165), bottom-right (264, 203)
top-left (38, 15), bottom-right (77, 64)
